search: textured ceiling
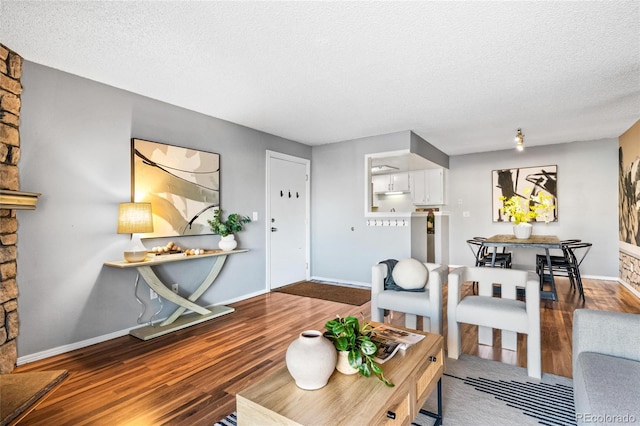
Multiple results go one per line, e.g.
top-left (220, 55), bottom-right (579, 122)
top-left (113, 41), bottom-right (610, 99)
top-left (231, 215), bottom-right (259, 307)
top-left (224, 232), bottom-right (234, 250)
top-left (1, 1), bottom-right (638, 155)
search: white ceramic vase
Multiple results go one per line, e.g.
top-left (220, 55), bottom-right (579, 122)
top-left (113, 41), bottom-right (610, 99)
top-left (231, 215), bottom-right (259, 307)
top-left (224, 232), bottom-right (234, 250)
top-left (285, 330), bottom-right (337, 390)
top-left (336, 350), bottom-right (359, 375)
top-left (218, 234), bottom-right (237, 251)
top-left (513, 223), bottom-right (533, 239)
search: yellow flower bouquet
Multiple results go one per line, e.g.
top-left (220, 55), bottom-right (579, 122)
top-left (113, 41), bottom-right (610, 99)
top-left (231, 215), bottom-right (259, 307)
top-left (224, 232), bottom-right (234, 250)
top-left (499, 189), bottom-right (555, 224)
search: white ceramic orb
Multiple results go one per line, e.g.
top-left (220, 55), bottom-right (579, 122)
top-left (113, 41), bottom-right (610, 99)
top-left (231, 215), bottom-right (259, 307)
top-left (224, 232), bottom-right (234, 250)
top-left (391, 258), bottom-right (429, 290)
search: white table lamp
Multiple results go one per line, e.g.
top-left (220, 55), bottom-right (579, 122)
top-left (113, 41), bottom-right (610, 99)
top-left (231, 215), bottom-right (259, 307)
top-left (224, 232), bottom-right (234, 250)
top-left (117, 202), bottom-right (154, 262)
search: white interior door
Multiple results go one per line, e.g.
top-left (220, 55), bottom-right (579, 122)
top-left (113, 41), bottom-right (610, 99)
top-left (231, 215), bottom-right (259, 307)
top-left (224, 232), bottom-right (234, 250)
top-left (267, 152), bottom-right (309, 289)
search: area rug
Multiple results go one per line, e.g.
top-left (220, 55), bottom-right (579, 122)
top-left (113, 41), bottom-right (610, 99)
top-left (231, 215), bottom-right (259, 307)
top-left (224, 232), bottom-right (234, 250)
top-left (416, 355), bottom-right (575, 425)
top-left (215, 355), bottom-right (575, 426)
top-left (0, 370), bottom-right (68, 426)
top-left (273, 281), bottom-right (371, 306)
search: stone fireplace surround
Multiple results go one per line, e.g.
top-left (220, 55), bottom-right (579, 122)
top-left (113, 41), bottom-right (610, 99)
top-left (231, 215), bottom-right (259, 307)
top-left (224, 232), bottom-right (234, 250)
top-left (0, 43), bottom-right (22, 374)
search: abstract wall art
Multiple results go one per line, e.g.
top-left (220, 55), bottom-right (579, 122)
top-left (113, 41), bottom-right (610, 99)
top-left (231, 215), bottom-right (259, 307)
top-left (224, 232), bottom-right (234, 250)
top-left (492, 165), bottom-right (558, 223)
top-left (619, 123), bottom-right (640, 247)
top-left (132, 138), bottom-right (220, 237)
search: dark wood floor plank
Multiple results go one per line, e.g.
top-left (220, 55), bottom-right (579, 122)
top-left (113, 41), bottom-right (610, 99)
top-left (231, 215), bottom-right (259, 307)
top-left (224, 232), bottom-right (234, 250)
top-left (13, 277), bottom-right (640, 424)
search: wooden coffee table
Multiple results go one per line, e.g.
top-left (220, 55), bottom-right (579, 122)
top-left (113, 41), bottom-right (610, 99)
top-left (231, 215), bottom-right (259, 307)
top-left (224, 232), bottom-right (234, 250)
top-left (236, 323), bottom-right (444, 425)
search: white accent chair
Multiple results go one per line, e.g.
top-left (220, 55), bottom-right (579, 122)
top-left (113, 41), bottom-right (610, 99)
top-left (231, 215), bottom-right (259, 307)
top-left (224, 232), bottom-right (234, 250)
top-left (371, 262), bottom-right (448, 335)
top-left (447, 266), bottom-right (541, 379)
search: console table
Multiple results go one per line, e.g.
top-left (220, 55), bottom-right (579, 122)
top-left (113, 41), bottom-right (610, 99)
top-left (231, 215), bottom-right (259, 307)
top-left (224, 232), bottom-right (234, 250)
top-left (236, 324), bottom-right (444, 425)
top-left (104, 249), bottom-right (247, 340)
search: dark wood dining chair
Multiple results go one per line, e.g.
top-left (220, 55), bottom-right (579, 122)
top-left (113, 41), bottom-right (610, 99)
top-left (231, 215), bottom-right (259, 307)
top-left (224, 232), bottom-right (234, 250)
top-left (467, 238), bottom-right (512, 294)
top-left (536, 240), bottom-right (591, 301)
top-left (468, 237), bottom-right (512, 268)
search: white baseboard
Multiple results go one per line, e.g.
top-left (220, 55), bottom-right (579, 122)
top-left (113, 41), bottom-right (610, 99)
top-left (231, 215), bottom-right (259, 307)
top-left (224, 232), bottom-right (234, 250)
top-left (17, 328), bottom-right (133, 365)
top-left (619, 278), bottom-right (640, 300)
top-left (310, 276), bottom-right (370, 288)
top-left (17, 289), bottom-right (269, 366)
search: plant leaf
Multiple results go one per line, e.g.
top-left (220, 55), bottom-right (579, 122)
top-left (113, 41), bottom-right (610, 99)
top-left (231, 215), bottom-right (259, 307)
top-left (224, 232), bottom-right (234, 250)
top-left (370, 362), bottom-right (383, 375)
top-left (335, 336), bottom-right (348, 351)
top-left (348, 350), bottom-right (362, 368)
top-left (360, 339), bottom-right (377, 356)
top-left (360, 363), bottom-right (371, 377)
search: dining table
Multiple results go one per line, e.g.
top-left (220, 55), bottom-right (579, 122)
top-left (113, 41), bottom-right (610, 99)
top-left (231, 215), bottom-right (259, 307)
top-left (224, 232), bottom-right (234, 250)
top-left (481, 234), bottom-right (562, 301)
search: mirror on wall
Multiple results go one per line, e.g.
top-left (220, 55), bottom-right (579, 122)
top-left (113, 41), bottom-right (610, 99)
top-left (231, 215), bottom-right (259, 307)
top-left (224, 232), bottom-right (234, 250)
top-left (365, 150), bottom-right (445, 216)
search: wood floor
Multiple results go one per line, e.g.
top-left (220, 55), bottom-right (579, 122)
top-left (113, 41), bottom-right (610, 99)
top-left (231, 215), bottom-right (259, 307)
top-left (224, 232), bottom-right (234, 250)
top-left (14, 277), bottom-right (640, 425)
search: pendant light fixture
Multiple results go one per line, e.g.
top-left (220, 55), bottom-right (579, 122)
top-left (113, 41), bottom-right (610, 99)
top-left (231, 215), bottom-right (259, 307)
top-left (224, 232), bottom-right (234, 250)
top-left (515, 128), bottom-right (524, 151)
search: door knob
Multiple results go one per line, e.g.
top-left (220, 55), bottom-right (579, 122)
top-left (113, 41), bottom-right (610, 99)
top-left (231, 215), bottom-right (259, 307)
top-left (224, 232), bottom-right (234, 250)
top-left (271, 227), bottom-right (278, 232)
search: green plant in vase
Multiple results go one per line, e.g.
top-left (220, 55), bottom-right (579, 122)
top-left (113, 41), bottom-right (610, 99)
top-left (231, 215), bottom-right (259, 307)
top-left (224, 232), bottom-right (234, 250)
top-left (323, 315), bottom-right (394, 387)
top-left (207, 209), bottom-right (252, 237)
top-left (208, 209), bottom-right (251, 251)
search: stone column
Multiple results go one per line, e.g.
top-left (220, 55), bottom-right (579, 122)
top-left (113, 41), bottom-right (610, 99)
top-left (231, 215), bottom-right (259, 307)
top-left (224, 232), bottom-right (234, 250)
top-left (0, 43), bottom-right (23, 374)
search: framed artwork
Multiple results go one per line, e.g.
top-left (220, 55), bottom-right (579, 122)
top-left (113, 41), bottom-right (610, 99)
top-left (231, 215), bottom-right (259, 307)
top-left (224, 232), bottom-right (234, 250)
top-left (132, 138), bottom-right (220, 237)
top-left (492, 165), bottom-right (558, 223)
top-left (619, 137), bottom-right (640, 246)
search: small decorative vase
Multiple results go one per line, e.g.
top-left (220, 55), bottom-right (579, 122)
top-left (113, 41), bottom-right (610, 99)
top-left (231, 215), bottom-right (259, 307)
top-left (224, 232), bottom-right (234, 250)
top-left (513, 223), bottom-right (533, 239)
top-left (285, 330), bottom-right (337, 390)
top-left (336, 350), bottom-right (359, 375)
top-left (218, 234), bottom-right (237, 251)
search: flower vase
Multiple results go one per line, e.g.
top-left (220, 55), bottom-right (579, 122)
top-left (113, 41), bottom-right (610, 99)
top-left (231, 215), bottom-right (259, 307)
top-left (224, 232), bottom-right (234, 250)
top-left (218, 234), bottom-right (237, 251)
top-left (336, 350), bottom-right (359, 375)
top-left (513, 223), bottom-right (533, 239)
top-left (285, 330), bottom-right (337, 390)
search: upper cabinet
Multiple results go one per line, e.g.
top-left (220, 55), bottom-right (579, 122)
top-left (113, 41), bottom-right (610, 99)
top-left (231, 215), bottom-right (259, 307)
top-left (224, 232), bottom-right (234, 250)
top-left (372, 172), bottom-right (410, 193)
top-left (409, 170), bottom-right (427, 204)
top-left (410, 169), bottom-right (444, 205)
top-left (366, 150), bottom-right (447, 216)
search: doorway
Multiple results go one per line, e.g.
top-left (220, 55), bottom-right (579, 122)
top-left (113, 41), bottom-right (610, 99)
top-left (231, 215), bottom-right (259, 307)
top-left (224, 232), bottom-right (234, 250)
top-left (266, 151), bottom-right (310, 289)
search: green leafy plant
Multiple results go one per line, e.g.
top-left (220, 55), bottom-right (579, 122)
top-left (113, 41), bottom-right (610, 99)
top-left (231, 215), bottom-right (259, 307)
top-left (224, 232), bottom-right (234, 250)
top-left (323, 315), bottom-right (394, 387)
top-left (499, 189), bottom-right (555, 224)
top-left (207, 209), bottom-right (251, 237)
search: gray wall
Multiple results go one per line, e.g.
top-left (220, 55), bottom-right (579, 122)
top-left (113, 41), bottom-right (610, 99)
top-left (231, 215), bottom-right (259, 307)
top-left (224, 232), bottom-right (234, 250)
top-left (447, 139), bottom-right (619, 277)
top-left (310, 131), bottom-right (414, 284)
top-left (16, 61), bottom-right (620, 359)
top-left (17, 62), bottom-right (310, 358)
top-left (310, 132), bottom-right (619, 284)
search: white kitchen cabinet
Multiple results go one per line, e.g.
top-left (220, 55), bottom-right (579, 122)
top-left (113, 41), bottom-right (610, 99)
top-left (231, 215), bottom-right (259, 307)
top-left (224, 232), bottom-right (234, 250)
top-left (411, 169), bottom-right (444, 205)
top-left (372, 174), bottom-right (391, 193)
top-left (372, 173), bottom-right (410, 193)
top-left (410, 170), bottom-right (427, 204)
top-left (426, 168), bottom-right (444, 205)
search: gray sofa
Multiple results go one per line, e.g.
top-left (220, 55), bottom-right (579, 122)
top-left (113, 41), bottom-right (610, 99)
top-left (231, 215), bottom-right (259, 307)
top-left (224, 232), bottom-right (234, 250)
top-left (572, 309), bottom-right (640, 425)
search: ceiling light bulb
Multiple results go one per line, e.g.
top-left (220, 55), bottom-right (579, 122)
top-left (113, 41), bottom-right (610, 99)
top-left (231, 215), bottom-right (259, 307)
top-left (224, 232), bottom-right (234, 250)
top-left (514, 128), bottom-right (524, 151)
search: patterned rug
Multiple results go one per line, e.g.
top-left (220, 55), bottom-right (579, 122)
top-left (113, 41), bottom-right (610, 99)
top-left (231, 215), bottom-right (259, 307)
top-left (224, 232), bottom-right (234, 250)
top-left (216, 354), bottom-right (575, 426)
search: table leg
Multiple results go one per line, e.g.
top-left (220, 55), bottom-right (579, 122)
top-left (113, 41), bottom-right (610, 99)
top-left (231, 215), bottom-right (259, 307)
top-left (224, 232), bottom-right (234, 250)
top-left (540, 248), bottom-right (558, 301)
top-left (137, 266), bottom-right (212, 316)
top-left (160, 254), bottom-right (227, 326)
top-left (131, 261), bottom-right (235, 340)
top-left (419, 378), bottom-right (443, 426)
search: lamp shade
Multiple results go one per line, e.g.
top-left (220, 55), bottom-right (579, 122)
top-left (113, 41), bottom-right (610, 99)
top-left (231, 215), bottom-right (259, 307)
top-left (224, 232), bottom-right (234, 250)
top-left (117, 202), bottom-right (154, 234)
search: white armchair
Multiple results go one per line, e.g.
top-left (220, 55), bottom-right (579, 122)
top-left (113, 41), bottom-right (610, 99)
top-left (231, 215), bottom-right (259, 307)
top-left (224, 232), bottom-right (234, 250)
top-left (371, 262), bottom-right (448, 335)
top-left (447, 266), bottom-right (541, 379)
